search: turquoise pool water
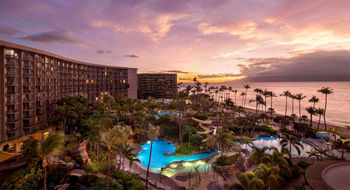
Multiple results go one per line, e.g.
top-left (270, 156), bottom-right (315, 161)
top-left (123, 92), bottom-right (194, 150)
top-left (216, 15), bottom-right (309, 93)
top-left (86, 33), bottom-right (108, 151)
top-left (154, 111), bottom-right (178, 117)
top-left (136, 139), bottom-right (219, 173)
top-left (241, 136), bottom-right (314, 157)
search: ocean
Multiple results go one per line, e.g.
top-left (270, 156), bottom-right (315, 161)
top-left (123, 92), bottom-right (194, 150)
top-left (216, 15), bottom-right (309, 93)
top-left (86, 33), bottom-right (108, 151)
top-left (211, 81), bottom-right (350, 127)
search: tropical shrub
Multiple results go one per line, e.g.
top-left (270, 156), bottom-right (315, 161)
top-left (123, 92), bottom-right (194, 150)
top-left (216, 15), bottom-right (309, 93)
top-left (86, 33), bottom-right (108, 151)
top-left (46, 166), bottom-right (69, 189)
top-left (258, 125), bottom-right (277, 135)
top-left (92, 178), bottom-right (122, 190)
top-left (112, 170), bottom-right (145, 190)
top-left (1, 167), bottom-right (30, 190)
top-left (214, 154), bottom-right (239, 166)
top-left (190, 134), bottom-right (204, 147)
top-left (9, 168), bottom-right (42, 190)
top-left (175, 143), bottom-right (193, 154)
top-left (160, 124), bottom-right (178, 138)
top-left (304, 129), bottom-right (316, 138)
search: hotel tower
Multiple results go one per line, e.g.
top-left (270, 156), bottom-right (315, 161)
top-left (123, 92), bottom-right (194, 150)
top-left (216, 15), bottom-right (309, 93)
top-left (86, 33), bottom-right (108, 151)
top-left (0, 41), bottom-right (137, 141)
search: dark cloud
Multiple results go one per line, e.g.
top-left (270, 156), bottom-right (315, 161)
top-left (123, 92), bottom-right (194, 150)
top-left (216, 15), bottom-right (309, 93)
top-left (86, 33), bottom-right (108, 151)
top-left (163, 70), bottom-right (189, 74)
top-left (20, 30), bottom-right (82, 44)
top-left (238, 49), bottom-right (350, 81)
top-left (0, 24), bottom-right (20, 36)
top-left (96, 49), bottom-right (112, 54)
top-left (124, 54), bottom-right (139, 58)
top-left (198, 73), bottom-right (241, 79)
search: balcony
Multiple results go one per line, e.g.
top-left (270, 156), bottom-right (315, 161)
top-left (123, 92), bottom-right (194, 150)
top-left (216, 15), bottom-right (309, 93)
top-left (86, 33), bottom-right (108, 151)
top-left (23, 104), bottom-right (33, 110)
top-left (23, 88), bottom-right (33, 93)
top-left (23, 81), bottom-right (33, 86)
top-left (7, 107), bottom-right (19, 112)
top-left (22, 55), bottom-right (34, 61)
top-left (6, 98), bottom-right (18, 103)
top-left (23, 113), bottom-right (34, 119)
top-left (23, 97), bottom-right (33, 102)
top-left (6, 117), bottom-right (19, 123)
top-left (23, 71), bottom-right (33, 76)
top-left (5, 62), bottom-right (18, 67)
top-left (6, 71), bottom-right (17, 76)
top-left (36, 102), bottom-right (44, 108)
top-left (6, 89), bottom-right (18, 94)
top-left (7, 126), bottom-right (18, 133)
top-left (6, 80), bottom-right (17, 86)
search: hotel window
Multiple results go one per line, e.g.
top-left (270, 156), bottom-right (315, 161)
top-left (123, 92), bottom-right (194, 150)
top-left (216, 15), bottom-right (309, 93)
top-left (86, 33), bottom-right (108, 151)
top-left (5, 49), bottom-right (18, 57)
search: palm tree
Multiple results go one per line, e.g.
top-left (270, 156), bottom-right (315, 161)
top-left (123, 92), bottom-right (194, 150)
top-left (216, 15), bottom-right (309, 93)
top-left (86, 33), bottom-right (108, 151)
top-left (229, 172), bottom-right (264, 190)
top-left (219, 85), bottom-right (228, 101)
top-left (300, 115), bottom-right (308, 124)
top-left (100, 126), bottom-right (130, 190)
top-left (215, 129), bottom-right (235, 155)
top-left (233, 89), bottom-right (238, 104)
top-left (121, 144), bottom-right (140, 171)
top-left (315, 108), bottom-right (324, 132)
top-left (243, 84), bottom-right (251, 107)
top-left (250, 95), bottom-right (263, 114)
top-left (228, 86), bottom-right (233, 100)
top-left (240, 92), bottom-right (246, 107)
top-left (295, 93), bottom-right (306, 118)
top-left (329, 127), bottom-right (340, 141)
top-left (146, 125), bottom-right (160, 190)
top-left (249, 146), bottom-right (270, 165)
top-left (37, 132), bottom-right (64, 190)
top-left (262, 89), bottom-right (269, 114)
top-left (102, 94), bottom-right (117, 113)
top-left (254, 88), bottom-right (262, 95)
top-left (269, 148), bottom-right (292, 177)
top-left (306, 107), bottom-right (316, 128)
top-left (267, 91), bottom-right (277, 120)
top-left (307, 150), bottom-right (321, 161)
top-left (280, 133), bottom-right (303, 158)
top-left (332, 139), bottom-right (350, 160)
top-left (307, 147), bottom-right (329, 161)
top-left (255, 163), bottom-right (284, 190)
top-left (289, 94), bottom-right (296, 115)
top-left (318, 87), bottom-right (334, 131)
top-left (204, 82), bottom-right (209, 93)
top-left (280, 91), bottom-right (291, 117)
top-left (308, 95), bottom-right (319, 109)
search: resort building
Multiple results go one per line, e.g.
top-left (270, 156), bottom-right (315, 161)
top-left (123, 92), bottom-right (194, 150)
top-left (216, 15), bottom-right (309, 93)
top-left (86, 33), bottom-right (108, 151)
top-left (137, 73), bottom-right (177, 99)
top-left (0, 41), bottom-right (137, 141)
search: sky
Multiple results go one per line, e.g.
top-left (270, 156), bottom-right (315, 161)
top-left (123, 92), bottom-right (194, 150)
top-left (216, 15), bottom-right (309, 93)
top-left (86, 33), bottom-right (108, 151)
top-left (0, 0), bottom-right (349, 82)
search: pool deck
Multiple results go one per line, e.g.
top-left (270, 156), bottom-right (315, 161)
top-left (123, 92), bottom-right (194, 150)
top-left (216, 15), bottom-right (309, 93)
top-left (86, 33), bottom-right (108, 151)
top-left (305, 160), bottom-right (350, 190)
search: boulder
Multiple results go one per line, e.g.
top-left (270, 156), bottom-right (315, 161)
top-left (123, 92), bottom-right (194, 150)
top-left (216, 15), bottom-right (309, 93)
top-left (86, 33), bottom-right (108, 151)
top-left (164, 151), bottom-right (172, 156)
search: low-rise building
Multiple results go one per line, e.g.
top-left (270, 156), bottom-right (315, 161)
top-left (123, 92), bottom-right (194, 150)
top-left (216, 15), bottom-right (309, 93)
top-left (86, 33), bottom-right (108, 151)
top-left (137, 73), bottom-right (177, 99)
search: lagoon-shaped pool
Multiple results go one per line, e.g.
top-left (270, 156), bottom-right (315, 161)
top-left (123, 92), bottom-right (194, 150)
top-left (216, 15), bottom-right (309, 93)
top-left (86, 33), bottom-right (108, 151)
top-left (137, 139), bottom-right (219, 173)
top-left (241, 136), bottom-right (314, 157)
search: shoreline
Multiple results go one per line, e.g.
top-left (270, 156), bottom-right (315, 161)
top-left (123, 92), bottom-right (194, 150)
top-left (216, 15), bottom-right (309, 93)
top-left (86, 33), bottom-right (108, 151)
top-left (241, 106), bottom-right (350, 137)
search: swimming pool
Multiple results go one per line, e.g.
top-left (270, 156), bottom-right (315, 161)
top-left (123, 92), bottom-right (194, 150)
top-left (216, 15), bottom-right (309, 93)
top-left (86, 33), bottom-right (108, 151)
top-left (154, 111), bottom-right (178, 117)
top-left (136, 139), bottom-right (219, 173)
top-left (241, 136), bottom-right (314, 157)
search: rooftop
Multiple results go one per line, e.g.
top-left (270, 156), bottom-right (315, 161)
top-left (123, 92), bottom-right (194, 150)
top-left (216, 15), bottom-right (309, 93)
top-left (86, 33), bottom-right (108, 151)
top-left (0, 40), bottom-right (137, 70)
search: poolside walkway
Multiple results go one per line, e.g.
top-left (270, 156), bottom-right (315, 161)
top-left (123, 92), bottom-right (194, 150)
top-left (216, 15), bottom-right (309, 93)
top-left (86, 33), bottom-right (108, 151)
top-left (123, 160), bottom-right (185, 190)
top-left (305, 160), bottom-right (347, 190)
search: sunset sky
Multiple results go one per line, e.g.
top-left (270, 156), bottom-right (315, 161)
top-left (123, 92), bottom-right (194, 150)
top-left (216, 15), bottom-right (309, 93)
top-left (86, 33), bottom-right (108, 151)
top-left (1, 0), bottom-right (349, 82)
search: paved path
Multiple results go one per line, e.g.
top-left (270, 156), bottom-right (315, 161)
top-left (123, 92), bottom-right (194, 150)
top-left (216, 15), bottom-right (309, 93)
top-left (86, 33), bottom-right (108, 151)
top-left (123, 160), bottom-right (185, 190)
top-left (305, 160), bottom-right (348, 190)
top-left (79, 140), bottom-right (91, 165)
top-left (208, 152), bottom-right (236, 164)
